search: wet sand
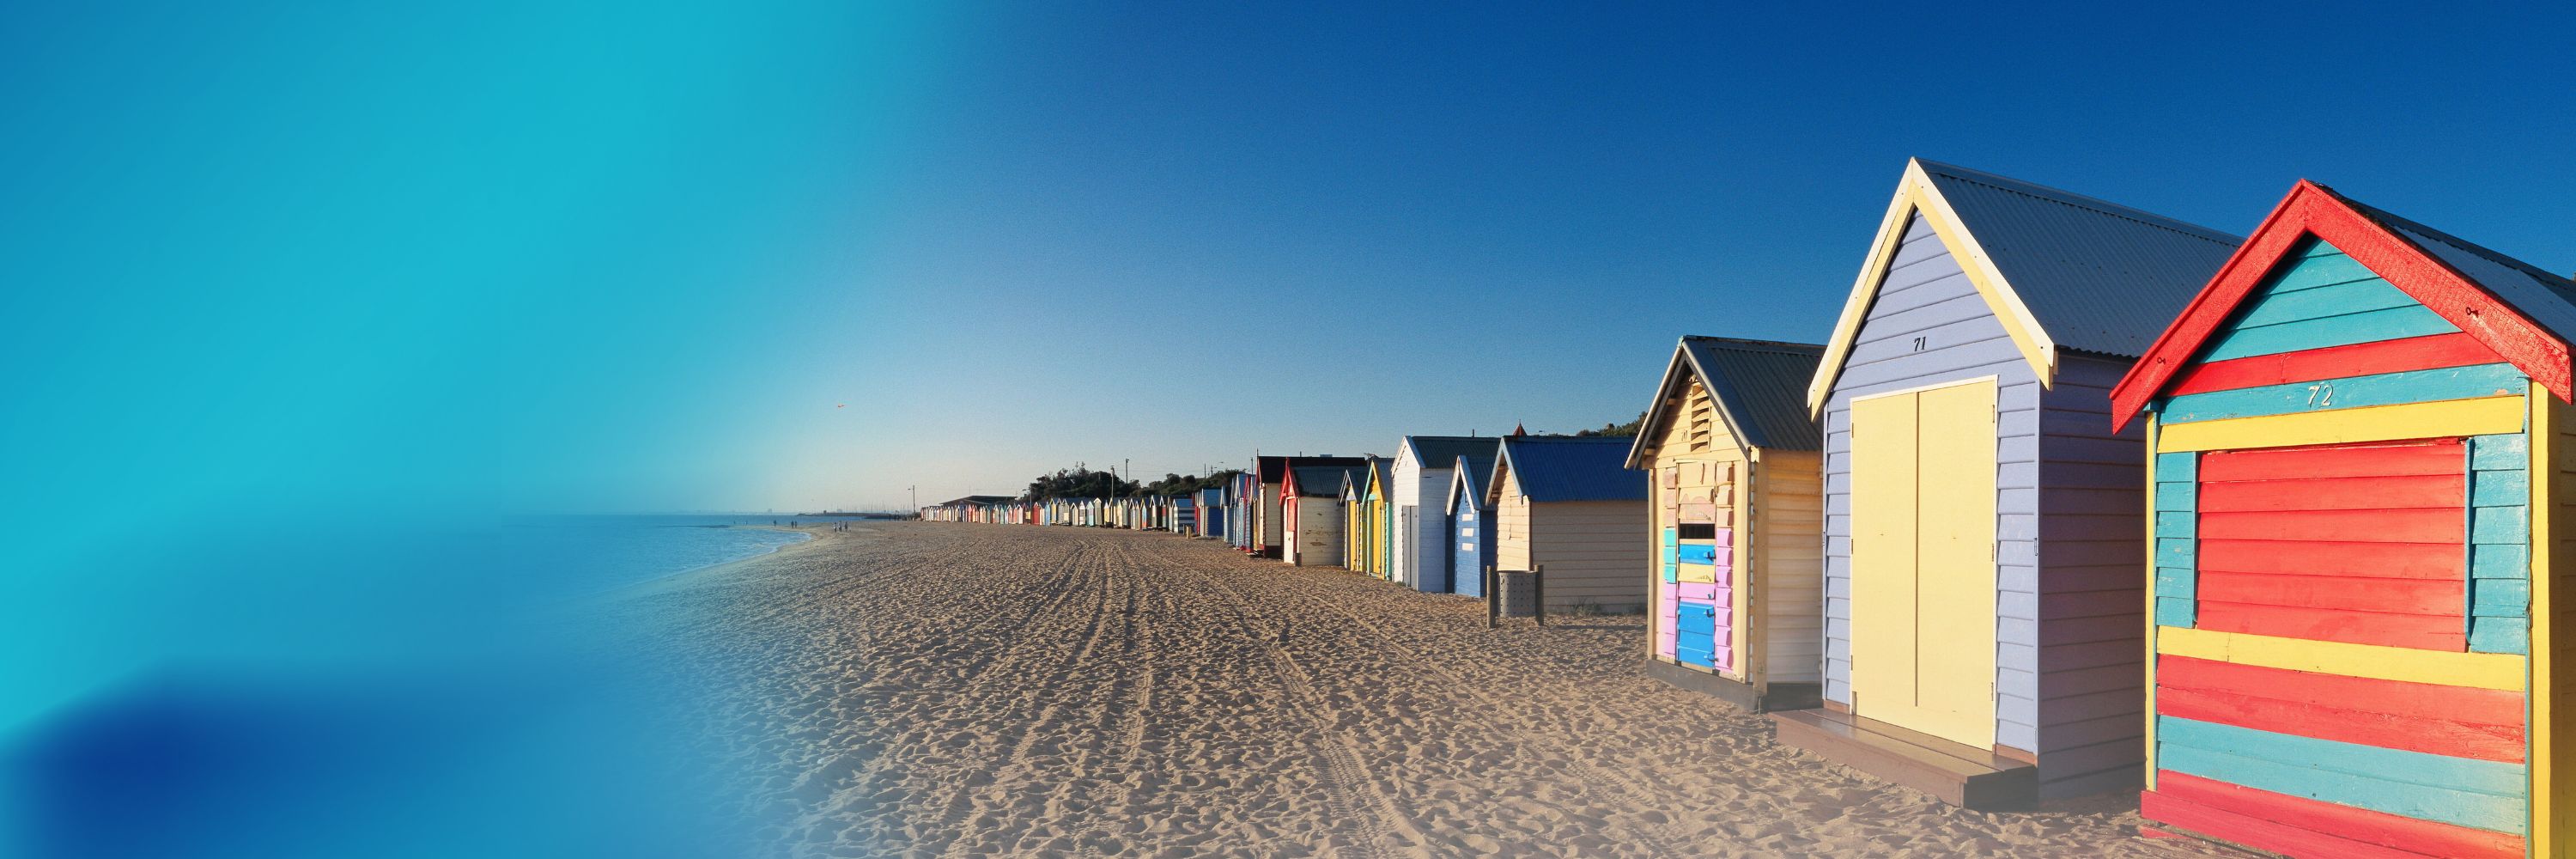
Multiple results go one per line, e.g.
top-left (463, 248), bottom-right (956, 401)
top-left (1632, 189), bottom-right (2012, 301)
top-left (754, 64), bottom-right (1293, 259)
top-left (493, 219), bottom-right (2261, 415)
top-left (638, 521), bottom-right (2221, 858)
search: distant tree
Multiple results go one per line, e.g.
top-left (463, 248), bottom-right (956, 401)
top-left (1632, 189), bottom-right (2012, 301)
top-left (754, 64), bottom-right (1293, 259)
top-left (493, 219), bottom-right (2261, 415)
top-left (1022, 465), bottom-right (1139, 501)
top-left (1536, 411), bottom-right (1646, 438)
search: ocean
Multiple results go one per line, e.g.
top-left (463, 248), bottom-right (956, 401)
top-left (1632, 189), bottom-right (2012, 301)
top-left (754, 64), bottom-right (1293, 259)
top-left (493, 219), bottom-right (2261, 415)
top-left (501, 514), bottom-right (823, 595)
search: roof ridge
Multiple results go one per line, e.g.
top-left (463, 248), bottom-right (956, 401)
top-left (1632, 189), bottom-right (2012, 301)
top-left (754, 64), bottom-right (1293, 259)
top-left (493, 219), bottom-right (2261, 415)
top-left (2317, 183), bottom-right (2576, 291)
top-left (1679, 335), bottom-right (1826, 353)
top-left (1917, 160), bottom-right (2241, 247)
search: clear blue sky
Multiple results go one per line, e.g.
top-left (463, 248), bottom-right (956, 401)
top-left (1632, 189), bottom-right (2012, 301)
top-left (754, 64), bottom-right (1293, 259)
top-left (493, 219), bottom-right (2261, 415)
top-left (8, 3), bottom-right (2575, 515)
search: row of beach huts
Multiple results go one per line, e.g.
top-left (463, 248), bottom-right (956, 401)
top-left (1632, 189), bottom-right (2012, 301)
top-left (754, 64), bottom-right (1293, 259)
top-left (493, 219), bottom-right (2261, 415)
top-left (920, 159), bottom-right (2576, 859)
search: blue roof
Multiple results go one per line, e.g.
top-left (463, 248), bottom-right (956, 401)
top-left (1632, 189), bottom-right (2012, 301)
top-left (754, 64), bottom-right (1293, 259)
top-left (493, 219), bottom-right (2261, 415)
top-left (1631, 337), bottom-right (1823, 466)
top-left (1917, 160), bottom-right (2242, 357)
top-left (1494, 436), bottom-right (1647, 503)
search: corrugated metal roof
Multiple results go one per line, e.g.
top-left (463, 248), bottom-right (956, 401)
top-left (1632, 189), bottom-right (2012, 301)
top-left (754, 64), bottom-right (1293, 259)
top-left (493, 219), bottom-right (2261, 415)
top-left (1686, 337), bottom-right (1824, 452)
top-left (1291, 465), bottom-right (1364, 497)
top-left (2330, 187), bottom-right (2576, 345)
top-left (1496, 436), bottom-right (1647, 503)
top-left (1449, 454), bottom-right (1495, 514)
top-left (1403, 436), bottom-right (1499, 470)
top-left (1918, 161), bottom-right (2244, 357)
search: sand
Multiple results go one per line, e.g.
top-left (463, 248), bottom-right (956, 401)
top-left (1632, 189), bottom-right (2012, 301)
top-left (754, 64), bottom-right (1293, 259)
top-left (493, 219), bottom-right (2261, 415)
top-left (635, 521), bottom-right (2226, 858)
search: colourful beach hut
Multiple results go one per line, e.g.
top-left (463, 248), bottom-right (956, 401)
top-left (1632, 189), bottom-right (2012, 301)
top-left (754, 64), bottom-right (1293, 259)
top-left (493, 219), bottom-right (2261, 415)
top-left (1249, 454), bottom-right (1368, 557)
top-left (1485, 436), bottom-right (1650, 612)
top-left (1283, 464), bottom-right (1364, 567)
top-left (1340, 470), bottom-right (1369, 570)
top-left (2107, 181), bottom-right (2576, 858)
top-left (1393, 436), bottom-right (1494, 592)
top-left (1446, 451), bottom-right (1498, 599)
top-left (1364, 457), bottom-right (1395, 579)
top-left (1626, 336), bottom-right (1828, 712)
top-left (1780, 159), bottom-right (2242, 807)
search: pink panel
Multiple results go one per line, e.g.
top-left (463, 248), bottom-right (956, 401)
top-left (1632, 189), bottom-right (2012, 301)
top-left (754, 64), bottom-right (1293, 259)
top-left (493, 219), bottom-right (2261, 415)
top-left (1674, 582), bottom-right (1721, 602)
top-left (1656, 587), bottom-right (1678, 659)
top-left (1710, 527), bottom-right (1733, 548)
top-left (1710, 644), bottom-right (1734, 673)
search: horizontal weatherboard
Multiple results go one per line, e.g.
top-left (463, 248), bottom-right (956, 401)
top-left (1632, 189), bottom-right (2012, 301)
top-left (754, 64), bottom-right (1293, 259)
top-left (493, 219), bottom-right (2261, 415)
top-left (2156, 716), bottom-right (2526, 834)
top-left (2166, 333), bottom-right (2505, 397)
top-left (2156, 626), bottom-right (2524, 691)
top-left (2159, 363), bottom-right (2524, 424)
top-left (2148, 771), bottom-right (2524, 859)
top-left (2157, 397), bottom-right (2523, 452)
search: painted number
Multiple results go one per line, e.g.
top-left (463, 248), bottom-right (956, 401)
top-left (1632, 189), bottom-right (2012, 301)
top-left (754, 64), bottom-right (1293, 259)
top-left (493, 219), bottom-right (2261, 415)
top-left (1911, 336), bottom-right (1928, 352)
top-left (2305, 381), bottom-right (2335, 407)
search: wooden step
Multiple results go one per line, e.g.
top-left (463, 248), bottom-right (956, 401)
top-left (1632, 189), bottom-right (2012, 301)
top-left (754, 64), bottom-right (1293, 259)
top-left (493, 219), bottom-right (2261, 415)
top-left (1769, 709), bottom-right (2037, 810)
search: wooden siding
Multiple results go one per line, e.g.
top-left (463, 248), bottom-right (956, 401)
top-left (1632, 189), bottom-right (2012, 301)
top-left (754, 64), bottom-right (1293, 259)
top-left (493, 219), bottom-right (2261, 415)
top-left (2028, 353), bottom-right (2149, 795)
top-left (1392, 446), bottom-right (1454, 592)
top-left (1525, 499), bottom-right (1649, 612)
top-left (1497, 479), bottom-right (1532, 573)
top-left (1822, 213), bottom-right (2039, 740)
top-left (2139, 235), bottom-right (2542, 854)
top-left (1759, 449), bottom-right (1826, 683)
top-left (1645, 380), bottom-right (1751, 676)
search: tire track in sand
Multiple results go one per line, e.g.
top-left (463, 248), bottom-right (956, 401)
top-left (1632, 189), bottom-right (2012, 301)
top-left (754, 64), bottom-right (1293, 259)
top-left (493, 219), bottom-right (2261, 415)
top-left (1175, 562), bottom-right (1431, 859)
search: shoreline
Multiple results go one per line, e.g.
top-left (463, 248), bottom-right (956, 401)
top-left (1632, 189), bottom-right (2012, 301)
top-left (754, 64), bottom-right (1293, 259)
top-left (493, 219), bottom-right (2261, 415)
top-left (606, 524), bottom-right (848, 600)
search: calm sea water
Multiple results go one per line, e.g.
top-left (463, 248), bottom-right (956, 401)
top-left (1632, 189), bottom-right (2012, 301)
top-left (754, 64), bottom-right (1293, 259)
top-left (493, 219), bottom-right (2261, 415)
top-left (501, 514), bottom-right (824, 594)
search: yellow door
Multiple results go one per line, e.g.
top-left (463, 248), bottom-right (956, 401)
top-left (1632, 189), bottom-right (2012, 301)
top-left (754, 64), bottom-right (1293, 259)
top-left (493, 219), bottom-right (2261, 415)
top-left (1850, 379), bottom-right (1997, 748)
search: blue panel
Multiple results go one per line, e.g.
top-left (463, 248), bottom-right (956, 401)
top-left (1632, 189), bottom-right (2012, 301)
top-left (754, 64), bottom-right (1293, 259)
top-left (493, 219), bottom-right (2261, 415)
top-left (2200, 305), bottom-right (2458, 362)
top-left (2154, 567), bottom-right (2196, 595)
top-left (2471, 578), bottom-right (2530, 613)
top-left (2470, 434), bottom-right (2529, 469)
top-left (2154, 596), bottom-right (2196, 628)
top-left (2156, 451), bottom-right (2197, 482)
top-left (1675, 644), bottom-right (1716, 668)
top-left (2156, 716), bottom-right (2526, 834)
top-left (2154, 482), bottom-right (2196, 512)
top-left (2154, 538), bottom-right (2195, 566)
top-left (2472, 543), bottom-right (2530, 580)
top-left (1674, 601), bottom-right (1717, 636)
top-left (2470, 507), bottom-right (2530, 544)
top-left (1676, 544), bottom-right (1717, 564)
top-left (2154, 512), bottom-right (2196, 539)
top-left (2470, 618), bottom-right (2530, 654)
top-left (2230, 278), bottom-right (2422, 329)
top-left (2158, 363), bottom-right (2525, 424)
top-left (2471, 470), bottom-right (2530, 507)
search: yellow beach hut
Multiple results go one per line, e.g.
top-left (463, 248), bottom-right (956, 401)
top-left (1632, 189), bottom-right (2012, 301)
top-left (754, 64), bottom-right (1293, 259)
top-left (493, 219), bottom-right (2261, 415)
top-left (1626, 336), bottom-right (1827, 712)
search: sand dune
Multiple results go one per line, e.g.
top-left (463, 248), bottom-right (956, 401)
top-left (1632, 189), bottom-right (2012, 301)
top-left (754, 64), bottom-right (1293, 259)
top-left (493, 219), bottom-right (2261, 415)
top-left (637, 522), bottom-right (2222, 857)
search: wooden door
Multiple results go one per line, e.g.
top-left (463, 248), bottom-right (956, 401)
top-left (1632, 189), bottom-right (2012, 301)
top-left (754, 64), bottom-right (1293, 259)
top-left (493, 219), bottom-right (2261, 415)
top-left (1850, 379), bottom-right (1998, 748)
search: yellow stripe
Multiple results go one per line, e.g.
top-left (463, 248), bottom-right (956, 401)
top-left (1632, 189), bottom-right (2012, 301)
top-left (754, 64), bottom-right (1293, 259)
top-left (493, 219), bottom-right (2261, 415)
top-left (2529, 384), bottom-right (2554, 857)
top-left (2157, 626), bottom-right (2527, 691)
top-left (2154, 395), bottom-right (2525, 452)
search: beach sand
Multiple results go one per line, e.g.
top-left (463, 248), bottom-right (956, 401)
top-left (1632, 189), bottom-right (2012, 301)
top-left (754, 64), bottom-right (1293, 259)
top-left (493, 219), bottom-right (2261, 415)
top-left (635, 521), bottom-right (2224, 858)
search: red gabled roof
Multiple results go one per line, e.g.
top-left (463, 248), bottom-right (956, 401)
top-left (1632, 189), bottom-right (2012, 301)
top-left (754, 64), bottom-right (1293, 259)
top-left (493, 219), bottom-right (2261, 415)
top-left (2110, 180), bottom-right (2573, 431)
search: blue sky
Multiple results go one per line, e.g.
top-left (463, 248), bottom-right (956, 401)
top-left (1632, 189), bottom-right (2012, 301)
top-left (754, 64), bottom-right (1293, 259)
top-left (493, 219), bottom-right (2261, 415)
top-left (8, 3), bottom-right (2575, 516)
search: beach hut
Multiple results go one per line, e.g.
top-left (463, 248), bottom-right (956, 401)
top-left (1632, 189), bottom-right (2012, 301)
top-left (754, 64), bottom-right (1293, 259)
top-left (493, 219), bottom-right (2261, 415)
top-left (1341, 471), bottom-right (1369, 570)
top-left (1283, 464), bottom-right (1364, 567)
top-left (1626, 336), bottom-right (1828, 712)
top-left (1485, 436), bottom-right (1651, 612)
top-left (2105, 181), bottom-right (2576, 858)
top-left (1446, 450), bottom-right (1498, 598)
top-left (1363, 457), bottom-right (1395, 579)
top-left (1779, 159), bottom-right (2241, 807)
top-left (1394, 436), bottom-right (1496, 592)
top-left (1196, 487), bottom-right (1226, 539)
top-left (1249, 455), bottom-right (1369, 557)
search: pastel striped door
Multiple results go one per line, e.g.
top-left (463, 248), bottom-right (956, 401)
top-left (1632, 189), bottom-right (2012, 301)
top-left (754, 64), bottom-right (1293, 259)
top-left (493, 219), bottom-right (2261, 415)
top-left (1850, 379), bottom-right (1998, 749)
